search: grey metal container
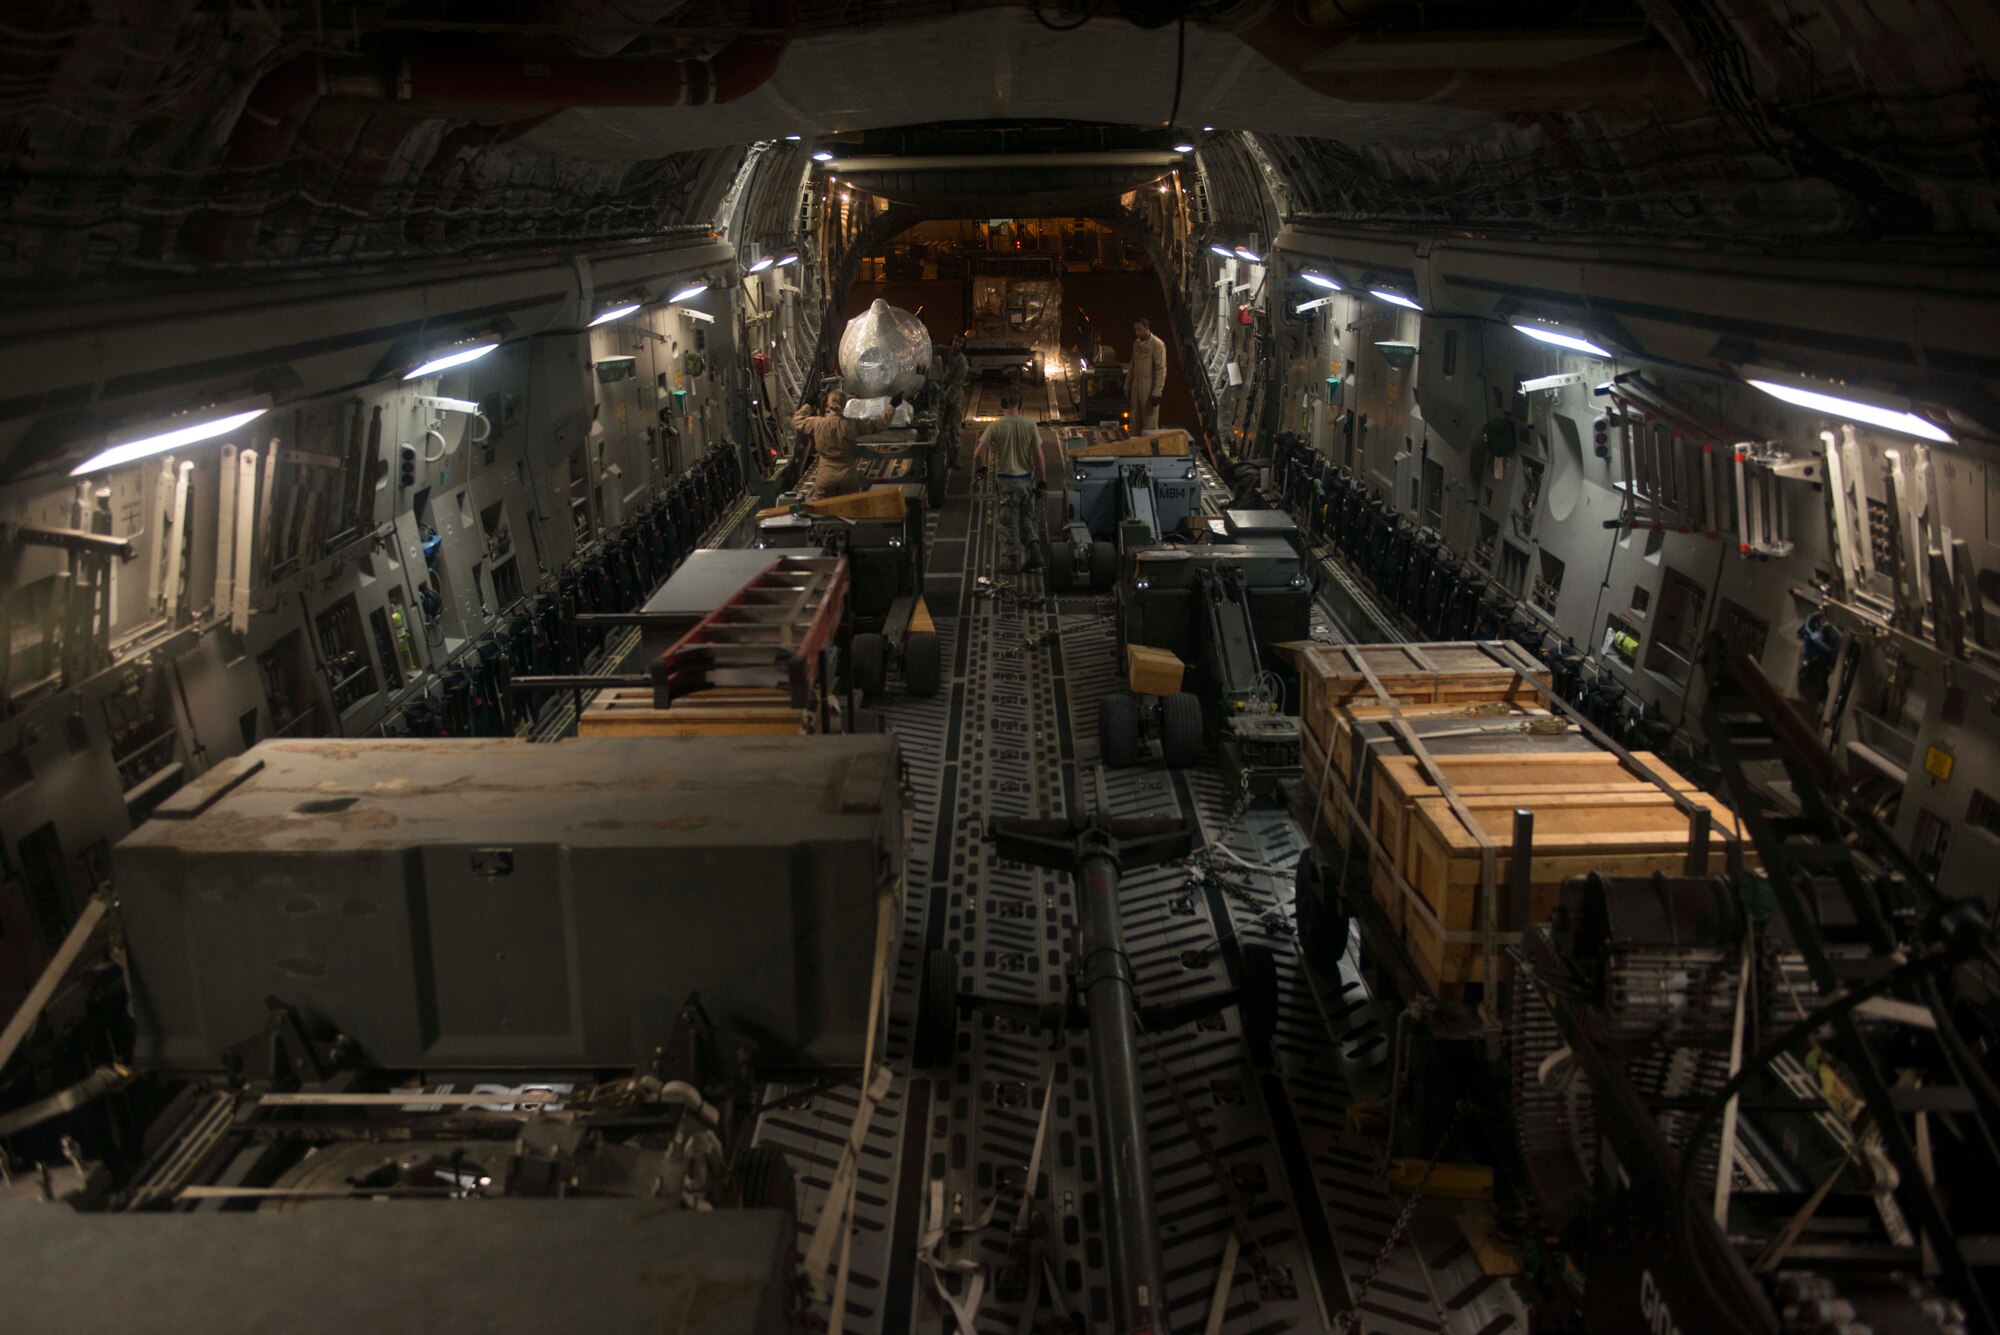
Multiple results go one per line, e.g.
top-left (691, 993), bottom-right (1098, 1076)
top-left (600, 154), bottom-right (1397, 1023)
top-left (114, 735), bottom-right (902, 1071)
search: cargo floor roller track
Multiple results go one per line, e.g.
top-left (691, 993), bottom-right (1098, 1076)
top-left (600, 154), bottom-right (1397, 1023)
top-left (754, 441), bottom-right (1527, 1334)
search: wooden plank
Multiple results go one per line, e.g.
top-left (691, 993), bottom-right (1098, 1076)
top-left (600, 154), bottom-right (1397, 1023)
top-left (1068, 428), bottom-right (1190, 458)
top-left (756, 485), bottom-right (905, 522)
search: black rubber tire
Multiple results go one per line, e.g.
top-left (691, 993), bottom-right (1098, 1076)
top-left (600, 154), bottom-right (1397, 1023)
top-left (1099, 693), bottom-right (1141, 768)
top-left (903, 492), bottom-right (928, 594)
top-left (734, 1144), bottom-right (798, 1215)
top-left (1088, 540), bottom-right (1118, 591)
top-left (852, 632), bottom-right (887, 700)
top-left (1241, 943), bottom-right (1280, 1068)
top-left (1160, 691), bottom-right (1203, 768)
top-left (927, 450), bottom-right (949, 509)
top-left (904, 630), bottom-right (941, 698)
top-left (1047, 539), bottom-right (1076, 592)
top-left (917, 946), bottom-right (959, 1070)
top-left (1294, 854), bottom-right (1350, 974)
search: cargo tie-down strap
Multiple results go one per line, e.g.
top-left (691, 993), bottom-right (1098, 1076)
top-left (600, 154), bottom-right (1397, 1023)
top-left (915, 1062), bottom-right (1059, 1335)
top-left (804, 867), bottom-right (901, 1330)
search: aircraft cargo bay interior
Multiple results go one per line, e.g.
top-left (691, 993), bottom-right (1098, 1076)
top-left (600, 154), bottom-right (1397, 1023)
top-left (1, 4), bottom-right (1998, 1334)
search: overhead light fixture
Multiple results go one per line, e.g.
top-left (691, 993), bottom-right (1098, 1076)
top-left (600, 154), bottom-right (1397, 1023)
top-left (668, 282), bottom-right (709, 303)
top-left (589, 302), bottom-right (642, 327)
top-left (776, 254), bottom-right (800, 267)
top-left (1747, 378), bottom-right (1953, 443)
top-left (1513, 323), bottom-right (1611, 357)
top-left (812, 150), bottom-right (834, 162)
top-left (1301, 272), bottom-right (1341, 291)
top-left (72, 403), bottom-right (269, 476)
top-left (785, 134), bottom-right (801, 141)
top-left (404, 341), bottom-right (499, 380)
top-left (1173, 142), bottom-right (1195, 153)
top-left (1209, 245), bottom-right (1235, 259)
top-left (1371, 289), bottom-right (1421, 310)
top-left (1202, 125), bottom-right (1214, 132)
top-left (1157, 184), bottom-right (1168, 193)
top-left (1234, 248), bottom-right (1262, 263)
top-left (747, 257), bottom-right (774, 273)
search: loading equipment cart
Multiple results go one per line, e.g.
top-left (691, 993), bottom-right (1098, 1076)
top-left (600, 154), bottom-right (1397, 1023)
top-left (1099, 508), bottom-right (1312, 784)
top-left (1046, 428), bottom-right (1201, 592)
top-left (755, 486), bottom-right (941, 701)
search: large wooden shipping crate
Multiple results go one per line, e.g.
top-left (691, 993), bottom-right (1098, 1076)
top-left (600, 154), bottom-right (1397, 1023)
top-left (1400, 789), bottom-right (1736, 994)
top-left (1296, 641), bottom-right (1733, 1001)
top-left (1292, 641), bottom-right (1549, 754)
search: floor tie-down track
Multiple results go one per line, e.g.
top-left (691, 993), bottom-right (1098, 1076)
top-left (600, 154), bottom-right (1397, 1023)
top-left (753, 442), bottom-right (1530, 1334)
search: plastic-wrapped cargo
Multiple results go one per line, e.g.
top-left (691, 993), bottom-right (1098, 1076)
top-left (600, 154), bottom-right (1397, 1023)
top-left (839, 298), bottom-right (932, 399)
top-left (972, 276), bottom-right (1062, 344)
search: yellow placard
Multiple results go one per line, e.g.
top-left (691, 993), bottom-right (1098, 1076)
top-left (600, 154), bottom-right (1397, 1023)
top-left (1924, 745), bottom-right (1954, 781)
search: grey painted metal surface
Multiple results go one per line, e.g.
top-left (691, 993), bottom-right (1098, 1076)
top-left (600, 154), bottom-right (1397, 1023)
top-left (0, 1201), bottom-right (795, 1335)
top-left (756, 466), bottom-right (1527, 1335)
top-left (116, 735), bottom-right (901, 1070)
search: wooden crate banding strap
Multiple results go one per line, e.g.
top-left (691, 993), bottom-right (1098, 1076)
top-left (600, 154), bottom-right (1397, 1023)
top-left (1349, 651), bottom-right (1506, 1015)
top-left (1470, 640), bottom-right (1742, 858)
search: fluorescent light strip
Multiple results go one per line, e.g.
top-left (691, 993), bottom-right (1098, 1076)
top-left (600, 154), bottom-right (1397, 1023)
top-left (1234, 248), bottom-right (1262, 263)
top-left (776, 254), bottom-right (799, 267)
top-left (1747, 379), bottom-right (1952, 443)
top-left (1371, 289), bottom-right (1420, 310)
top-left (1513, 323), bottom-right (1610, 357)
top-left (73, 407), bottom-right (268, 476)
top-left (404, 342), bottom-right (498, 379)
top-left (812, 150), bottom-right (833, 162)
top-left (1301, 272), bottom-right (1341, 291)
top-left (589, 303), bottom-right (642, 326)
top-left (1209, 245), bottom-right (1235, 259)
top-left (746, 257), bottom-right (775, 273)
top-left (1173, 142), bottom-right (1195, 153)
top-left (668, 283), bottom-right (709, 303)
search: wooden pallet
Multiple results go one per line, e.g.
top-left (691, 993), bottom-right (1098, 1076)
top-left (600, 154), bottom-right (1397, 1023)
top-left (578, 687), bottom-right (805, 738)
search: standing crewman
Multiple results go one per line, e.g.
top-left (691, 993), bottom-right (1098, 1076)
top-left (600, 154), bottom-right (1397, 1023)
top-left (1127, 318), bottom-right (1167, 434)
top-left (792, 388), bottom-right (897, 500)
top-left (937, 334), bottom-right (969, 454)
top-left (971, 386), bottom-right (1046, 576)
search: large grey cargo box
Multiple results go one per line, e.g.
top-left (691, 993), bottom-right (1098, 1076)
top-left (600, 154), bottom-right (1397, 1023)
top-left (0, 1201), bottom-right (794, 1335)
top-left (115, 735), bottom-right (901, 1070)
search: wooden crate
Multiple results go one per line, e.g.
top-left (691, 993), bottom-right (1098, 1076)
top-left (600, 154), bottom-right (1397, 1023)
top-left (1302, 730), bottom-right (1359, 849)
top-left (1318, 700), bottom-right (1549, 785)
top-left (1295, 641), bottom-right (1552, 754)
top-left (1303, 708), bottom-right (1566, 849)
top-left (1366, 751), bottom-right (1697, 880)
top-left (1399, 789), bottom-right (1737, 995)
top-left (1127, 644), bottom-right (1185, 696)
top-left (579, 687), bottom-right (805, 738)
top-left (1071, 429), bottom-right (1190, 458)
